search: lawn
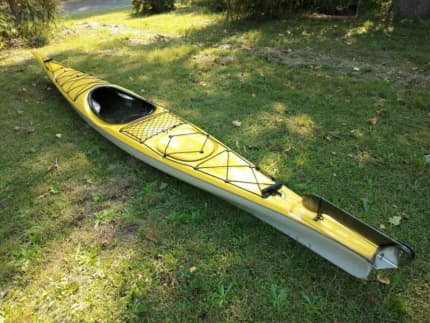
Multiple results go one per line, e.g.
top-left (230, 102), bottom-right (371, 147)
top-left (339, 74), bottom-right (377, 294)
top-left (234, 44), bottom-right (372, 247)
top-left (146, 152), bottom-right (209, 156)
top-left (1, 5), bottom-right (429, 322)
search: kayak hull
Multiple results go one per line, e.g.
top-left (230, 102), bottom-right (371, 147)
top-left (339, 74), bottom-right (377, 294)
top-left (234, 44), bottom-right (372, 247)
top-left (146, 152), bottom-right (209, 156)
top-left (98, 124), bottom-right (375, 278)
top-left (32, 52), bottom-right (414, 279)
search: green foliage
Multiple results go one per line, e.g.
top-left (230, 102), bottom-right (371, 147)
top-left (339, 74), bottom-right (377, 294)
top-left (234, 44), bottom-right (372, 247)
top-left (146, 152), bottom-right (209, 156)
top-left (190, 0), bottom-right (227, 12)
top-left (1, 0), bottom-right (57, 47)
top-left (93, 209), bottom-right (119, 227)
top-left (209, 282), bottom-right (234, 307)
top-left (0, 4), bottom-right (17, 48)
top-left (132, 0), bottom-right (175, 14)
top-left (270, 284), bottom-right (288, 314)
top-left (225, 0), bottom-right (363, 19)
top-left (221, 0), bottom-right (394, 20)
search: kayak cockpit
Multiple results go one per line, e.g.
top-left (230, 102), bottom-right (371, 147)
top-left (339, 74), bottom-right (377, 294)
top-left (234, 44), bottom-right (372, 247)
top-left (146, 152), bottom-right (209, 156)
top-left (88, 86), bottom-right (156, 124)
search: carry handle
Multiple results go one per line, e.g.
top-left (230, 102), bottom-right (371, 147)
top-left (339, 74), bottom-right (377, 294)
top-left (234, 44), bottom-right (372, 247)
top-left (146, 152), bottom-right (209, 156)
top-left (261, 181), bottom-right (284, 198)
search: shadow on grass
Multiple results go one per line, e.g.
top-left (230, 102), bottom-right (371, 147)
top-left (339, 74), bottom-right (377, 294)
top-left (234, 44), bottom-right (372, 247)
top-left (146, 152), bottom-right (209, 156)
top-left (0, 14), bottom-right (429, 321)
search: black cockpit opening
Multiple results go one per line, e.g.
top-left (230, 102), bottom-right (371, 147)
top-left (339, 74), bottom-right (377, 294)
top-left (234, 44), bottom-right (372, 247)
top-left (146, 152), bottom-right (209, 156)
top-left (88, 86), bottom-right (156, 124)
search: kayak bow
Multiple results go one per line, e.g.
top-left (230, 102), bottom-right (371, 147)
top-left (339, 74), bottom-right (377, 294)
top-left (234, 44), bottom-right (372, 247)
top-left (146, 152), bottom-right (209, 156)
top-left (33, 52), bottom-right (414, 279)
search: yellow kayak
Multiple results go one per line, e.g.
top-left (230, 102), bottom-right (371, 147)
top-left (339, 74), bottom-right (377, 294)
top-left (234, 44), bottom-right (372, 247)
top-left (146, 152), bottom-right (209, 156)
top-left (33, 52), bottom-right (414, 279)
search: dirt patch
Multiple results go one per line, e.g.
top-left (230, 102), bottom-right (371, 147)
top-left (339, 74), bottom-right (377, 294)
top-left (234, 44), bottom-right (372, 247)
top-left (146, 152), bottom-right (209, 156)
top-left (74, 21), bottom-right (132, 34)
top-left (60, 0), bottom-right (130, 14)
top-left (211, 42), bottom-right (430, 87)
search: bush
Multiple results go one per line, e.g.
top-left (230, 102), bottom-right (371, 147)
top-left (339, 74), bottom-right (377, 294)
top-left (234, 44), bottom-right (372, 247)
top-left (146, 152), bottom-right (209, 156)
top-left (0, 4), bottom-right (17, 48)
top-left (190, 0), bottom-right (227, 12)
top-left (1, 0), bottom-right (57, 47)
top-left (224, 0), bottom-right (378, 20)
top-left (132, 0), bottom-right (175, 14)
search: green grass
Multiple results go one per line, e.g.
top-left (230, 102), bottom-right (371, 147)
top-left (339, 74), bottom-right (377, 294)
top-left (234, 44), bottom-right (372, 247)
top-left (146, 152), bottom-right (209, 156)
top-left (1, 5), bottom-right (430, 322)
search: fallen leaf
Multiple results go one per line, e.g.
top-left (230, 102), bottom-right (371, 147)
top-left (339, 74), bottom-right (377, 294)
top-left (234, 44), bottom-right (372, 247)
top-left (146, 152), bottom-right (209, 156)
top-left (350, 129), bottom-right (363, 138)
top-left (367, 117), bottom-right (378, 125)
top-left (47, 164), bottom-right (58, 173)
top-left (377, 275), bottom-right (391, 285)
top-left (47, 158), bottom-right (59, 173)
top-left (38, 191), bottom-right (50, 199)
top-left (388, 215), bottom-right (402, 226)
top-left (283, 146), bottom-right (292, 154)
top-left (379, 223), bottom-right (386, 230)
top-left (0, 288), bottom-right (8, 299)
top-left (232, 120), bottom-right (242, 127)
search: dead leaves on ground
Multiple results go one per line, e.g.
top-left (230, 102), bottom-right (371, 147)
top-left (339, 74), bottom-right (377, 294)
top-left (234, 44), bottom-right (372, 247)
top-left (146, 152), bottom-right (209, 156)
top-left (388, 215), bottom-right (402, 226)
top-left (46, 158), bottom-right (59, 173)
top-left (377, 275), bottom-right (391, 285)
top-left (25, 126), bottom-right (35, 134)
top-left (367, 117), bottom-right (379, 125)
top-left (380, 212), bottom-right (409, 229)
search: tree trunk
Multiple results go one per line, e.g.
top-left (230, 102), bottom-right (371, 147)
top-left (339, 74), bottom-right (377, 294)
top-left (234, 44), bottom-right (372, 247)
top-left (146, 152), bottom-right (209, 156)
top-left (392, 0), bottom-right (430, 20)
top-left (5, 0), bottom-right (20, 22)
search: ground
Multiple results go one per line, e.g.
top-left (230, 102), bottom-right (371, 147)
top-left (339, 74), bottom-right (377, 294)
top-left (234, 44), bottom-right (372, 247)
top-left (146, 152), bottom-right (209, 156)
top-left (60, 0), bottom-right (130, 14)
top-left (0, 5), bottom-right (429, 322)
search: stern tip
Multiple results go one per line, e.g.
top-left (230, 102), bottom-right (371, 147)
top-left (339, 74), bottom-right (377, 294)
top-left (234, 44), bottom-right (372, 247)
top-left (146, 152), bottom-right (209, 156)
top-left (31, 51), bottom-right (53, 66)
top-left (373, 242), bottom-right (415, 270)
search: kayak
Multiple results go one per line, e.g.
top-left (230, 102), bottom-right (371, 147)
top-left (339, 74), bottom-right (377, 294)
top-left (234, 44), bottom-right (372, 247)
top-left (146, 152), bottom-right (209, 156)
top-left (32, 52), bottom-right (414, 279)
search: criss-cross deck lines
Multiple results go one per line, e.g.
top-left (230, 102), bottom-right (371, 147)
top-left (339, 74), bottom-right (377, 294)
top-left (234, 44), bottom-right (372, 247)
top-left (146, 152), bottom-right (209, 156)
top-left (120, 112), bottom-right (274, 196)
top-left (46, 62), bottom-right (108, 102)
top-left (160, 131), bottom-right (211, 158)
top-left (119, 111), bottom-right (184, 143)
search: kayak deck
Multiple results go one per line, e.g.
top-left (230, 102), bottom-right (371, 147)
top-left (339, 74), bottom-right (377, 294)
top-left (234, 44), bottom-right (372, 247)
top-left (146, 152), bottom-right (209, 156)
top-left (120, 110), bottom-right (276, 196)
top-left (32, 52), bottom-right (414, 279)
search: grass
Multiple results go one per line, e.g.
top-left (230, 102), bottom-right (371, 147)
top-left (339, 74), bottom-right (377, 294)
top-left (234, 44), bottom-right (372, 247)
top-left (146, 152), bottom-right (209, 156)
top-left (1, 5), bottom-right (430, 322)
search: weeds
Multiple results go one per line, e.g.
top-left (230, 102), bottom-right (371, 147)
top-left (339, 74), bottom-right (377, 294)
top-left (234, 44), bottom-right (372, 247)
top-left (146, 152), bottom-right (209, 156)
top-left (0, 4), bottom-right (429, 322)
top-left (270, 284), bottom-right (288, 315)
top-left (209, 282), bottom-right (234, 307)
